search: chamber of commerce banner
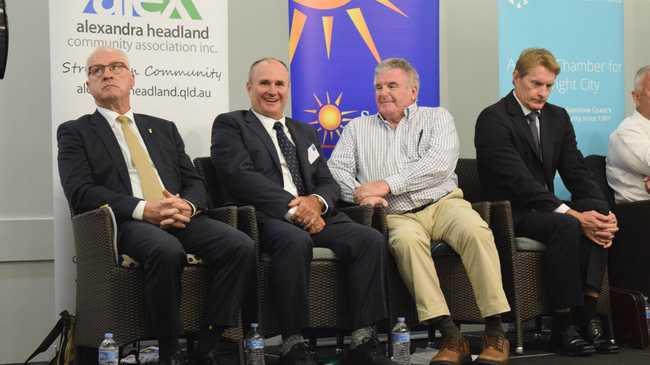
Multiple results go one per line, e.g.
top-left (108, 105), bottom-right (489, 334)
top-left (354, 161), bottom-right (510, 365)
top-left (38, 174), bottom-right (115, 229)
top-left (498, 0), bottom-right (623, 197)
top-left (288, 0), bottom-right (440, 157)
top-left (50, 0), bottom-right (228, 313)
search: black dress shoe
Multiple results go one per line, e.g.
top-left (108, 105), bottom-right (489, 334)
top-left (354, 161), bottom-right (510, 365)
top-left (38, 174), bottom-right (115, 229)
top-left (279, 342), bottom-right (318, 365)
top-left (551, 325), bottom-right (596, 356)
top-left (580, 318), bottom-right (620, 354)
top-left (341, 336), bottom-right (398, 365)
top-left (194, 349), bottom-right (222, 365)
top-left (159, 351), bottom-right (187, 365)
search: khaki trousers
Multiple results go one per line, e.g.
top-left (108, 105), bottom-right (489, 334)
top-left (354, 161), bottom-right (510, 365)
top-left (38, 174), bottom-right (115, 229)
top-left (386, 188), bottom-right (510, 322)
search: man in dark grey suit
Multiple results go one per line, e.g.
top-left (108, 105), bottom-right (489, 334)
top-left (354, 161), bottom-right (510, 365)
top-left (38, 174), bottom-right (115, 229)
top-left (475, 48), bottom-right (619, 356)
top-left (57, 47), bottom-right (255, 365)
top-left (210, 58), bottom-right (394, 365)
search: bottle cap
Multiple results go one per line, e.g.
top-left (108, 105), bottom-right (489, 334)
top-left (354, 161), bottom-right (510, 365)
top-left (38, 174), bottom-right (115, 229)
top-left (251, 323), bottom-right (259, 328)
top-left (397, 317), bottom-right (405, 322)
top-left (105, 332), bottom-right (113, 339)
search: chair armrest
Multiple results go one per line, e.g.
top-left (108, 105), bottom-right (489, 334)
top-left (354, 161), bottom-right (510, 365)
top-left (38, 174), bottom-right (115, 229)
top-left (71, 206), bottom-right (118, 267)
top-left (486, 201), bottom-right (518, 299)
top-left (339, 204), bottom-right (374, 227)
top-left (203, 206), bottom-right (238, 228)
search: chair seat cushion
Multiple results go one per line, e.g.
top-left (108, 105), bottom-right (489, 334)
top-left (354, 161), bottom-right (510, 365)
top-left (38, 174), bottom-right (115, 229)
top-left (514, 237), bottom-right (546, 252)
top-left (118, 253), bottom-right (204, 268)
top-left (313, 247), bottom-right (337, 260)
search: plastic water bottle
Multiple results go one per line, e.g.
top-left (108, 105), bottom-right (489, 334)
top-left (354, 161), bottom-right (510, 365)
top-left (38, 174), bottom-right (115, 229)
top-left (645, 297), bottom-right (650, 337)
top-left (245, 323), bottom-right (265, 365)
top-left (98, 332), bottom-right (118, 365)
top-left (391, 317), bottom-right (411, 365)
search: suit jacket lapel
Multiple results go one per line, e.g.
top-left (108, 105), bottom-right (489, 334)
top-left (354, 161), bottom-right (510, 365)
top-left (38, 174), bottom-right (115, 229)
top-left (245, 111), bottom-right (282, 172)
top-left (286, 118), bottom-right (312, 189)
top-left (90, 111), bottom-right (132, 193)
top-left (505, 92), bottom-right (543, 162)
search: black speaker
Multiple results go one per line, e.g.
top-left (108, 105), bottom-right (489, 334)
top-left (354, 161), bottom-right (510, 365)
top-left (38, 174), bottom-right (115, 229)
top-left (0, 0), bottom-right (8, 79)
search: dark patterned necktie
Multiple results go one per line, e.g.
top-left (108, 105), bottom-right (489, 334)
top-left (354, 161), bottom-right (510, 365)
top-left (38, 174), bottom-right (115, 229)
top-left (526, 111), bottom-right (542, 158)
top-left (273, 122), bottom-right (306, 195)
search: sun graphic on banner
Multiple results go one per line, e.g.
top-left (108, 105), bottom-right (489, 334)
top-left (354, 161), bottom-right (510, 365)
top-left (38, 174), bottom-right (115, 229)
top-left (289, 0), bottom-right (407, 63)
top-left (306, 92), bottom-right (357, 146)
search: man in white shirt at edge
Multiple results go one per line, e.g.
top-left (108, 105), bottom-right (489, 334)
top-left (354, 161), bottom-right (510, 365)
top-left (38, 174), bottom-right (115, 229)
top-left (607, 64), bottom-right (650, 202)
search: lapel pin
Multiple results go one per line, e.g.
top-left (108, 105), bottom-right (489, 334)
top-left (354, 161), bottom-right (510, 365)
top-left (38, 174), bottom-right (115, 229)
top-left (148, 128), bottom-right (153, 134)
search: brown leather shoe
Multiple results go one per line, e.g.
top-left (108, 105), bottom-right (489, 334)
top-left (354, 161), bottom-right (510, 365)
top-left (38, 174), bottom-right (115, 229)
top-left (475, 335), bottom-right (510, 365)
top-left (430, 336), bottom-right (471, 365)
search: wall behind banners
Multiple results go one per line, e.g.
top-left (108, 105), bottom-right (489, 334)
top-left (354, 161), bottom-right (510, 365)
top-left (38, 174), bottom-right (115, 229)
top-left (2, 0), bottom-right (650, 362)
top-left (288, 0), bottom-right (439, 157)
top-left (498, 0), bottom-right (623, 198)
top-left (50, 0), bottom-right (229, 319)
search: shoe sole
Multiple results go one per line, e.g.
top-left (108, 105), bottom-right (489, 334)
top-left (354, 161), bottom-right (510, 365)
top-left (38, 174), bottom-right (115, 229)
top-left (429, 354), bottom-right (473, 365)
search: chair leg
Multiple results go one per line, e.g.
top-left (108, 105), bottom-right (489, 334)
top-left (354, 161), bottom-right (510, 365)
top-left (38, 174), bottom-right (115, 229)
top-left (238, 339), bottom-right (245, 365)
top-left (514, 315), bottom-right (524, 354)
top-left (336, 333), bottom-right (345, 354)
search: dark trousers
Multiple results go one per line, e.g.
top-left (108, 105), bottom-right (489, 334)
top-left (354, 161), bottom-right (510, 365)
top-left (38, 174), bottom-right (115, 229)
top-left (118, 214), bottom-right (256, 339)
top-left (515, 199), bottom-right (609, 309)
top-left (258, 211), bottom-right (388, 337)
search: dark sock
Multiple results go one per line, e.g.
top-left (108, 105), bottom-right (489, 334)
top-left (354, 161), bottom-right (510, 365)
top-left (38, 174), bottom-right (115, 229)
top-left (158, 337), bottom-right (178, 361)
top-left (575, 296), bottom-right (598, 326)
top-left (552, 311), bottom-right (572, 333)
top-left (484, 315), bottom-right (504, 337)
top-left (198, 325), bottom-right (223, 354)
top-left (431, 315), bottom-right (461, 340)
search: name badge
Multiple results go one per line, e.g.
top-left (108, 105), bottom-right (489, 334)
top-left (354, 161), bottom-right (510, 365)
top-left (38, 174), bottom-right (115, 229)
top-left (307, 144), bottom-right (320, 164)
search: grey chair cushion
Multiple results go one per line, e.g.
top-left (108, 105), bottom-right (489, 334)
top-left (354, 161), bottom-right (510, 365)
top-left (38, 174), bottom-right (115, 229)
top-left (431, 240), bottom-right (457, 256)
top-left (515, 237), bottom-right (546, 252)
top-left (313, 247), bottom-right (337, 260)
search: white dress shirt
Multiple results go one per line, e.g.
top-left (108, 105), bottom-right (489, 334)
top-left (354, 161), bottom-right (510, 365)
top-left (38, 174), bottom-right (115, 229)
top-left (607, 110), bottom-right (650, 202)
top-left (251, 109), bottom-right (328, 215)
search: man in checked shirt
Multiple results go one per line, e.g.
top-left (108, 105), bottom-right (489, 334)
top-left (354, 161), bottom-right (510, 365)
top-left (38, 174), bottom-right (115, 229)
top-left (329, 58), bottom-right (511, 365)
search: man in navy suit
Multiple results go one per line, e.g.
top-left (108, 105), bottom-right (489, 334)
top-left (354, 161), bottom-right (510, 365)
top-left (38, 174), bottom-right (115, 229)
top-left (475, 48), bottom-right (619, 356)
top-left (211, 58), bottom-right (395, 365)
top-left (57, 47), bottom-right (255, 365)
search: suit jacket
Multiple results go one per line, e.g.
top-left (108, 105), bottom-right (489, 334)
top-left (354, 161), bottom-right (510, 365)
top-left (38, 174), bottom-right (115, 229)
top-left (57, 110), bottom-right (207, 223)
top-left (210, 110), bottom-right (339, 220)
top-left (474, 91), bottom-right (607, 215)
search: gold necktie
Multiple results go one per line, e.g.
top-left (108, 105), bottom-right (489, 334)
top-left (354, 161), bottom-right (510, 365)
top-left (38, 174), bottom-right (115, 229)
top-left (117, 115), bottom-right (164, 201)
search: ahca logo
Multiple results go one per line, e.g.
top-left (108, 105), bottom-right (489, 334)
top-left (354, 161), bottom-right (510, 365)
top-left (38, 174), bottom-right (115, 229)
top-left (83, 0), bottom-right (202, 20)
top-left (508, 0), bottom-right (529, 9)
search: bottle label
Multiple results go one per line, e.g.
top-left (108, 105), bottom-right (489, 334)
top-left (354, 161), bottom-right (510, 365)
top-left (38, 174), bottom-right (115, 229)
top-left (392, 332), bottom-right (410, 343)
top-left (98, 349), bottom-right (118, 364)
top-left (246, 338), bottom-right (264, 350)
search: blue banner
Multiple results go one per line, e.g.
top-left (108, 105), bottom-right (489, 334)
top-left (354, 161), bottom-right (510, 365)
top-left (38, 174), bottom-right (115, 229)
top-left (498, 0), bottom-right (623, 197)
top-left (289, 0), bottom-right (439, 157)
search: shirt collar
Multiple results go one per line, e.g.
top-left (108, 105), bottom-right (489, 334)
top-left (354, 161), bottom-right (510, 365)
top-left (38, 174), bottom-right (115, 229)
top-left (377, 102), bottom-right (419, 126)
top-left (97, 106), bottom-right (135, 126)
top-left (634, 109), bottom-right (650, 123)
top-left (251, 109), bottom-right (287, 131)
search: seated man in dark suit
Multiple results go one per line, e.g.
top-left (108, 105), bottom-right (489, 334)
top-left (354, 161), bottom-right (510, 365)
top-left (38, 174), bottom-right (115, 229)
top-left (211, 57), bottom-right (395, 365)
top-left (475, 48), bottom-right (619, 356)
top-left (57, 47), bottom-right (255, 365)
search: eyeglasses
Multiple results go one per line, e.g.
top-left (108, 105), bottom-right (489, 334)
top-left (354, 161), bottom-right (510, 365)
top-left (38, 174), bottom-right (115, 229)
top-left (87, 62), bottom-right (129, 78)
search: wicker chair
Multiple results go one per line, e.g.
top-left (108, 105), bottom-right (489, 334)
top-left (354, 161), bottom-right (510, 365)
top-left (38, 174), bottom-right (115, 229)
top-left (193, 157), bottom-right (378, 348)
top-left (71, 205), bottom-right (243, 362)
top-left (585, 155), bottom-right (650, 297)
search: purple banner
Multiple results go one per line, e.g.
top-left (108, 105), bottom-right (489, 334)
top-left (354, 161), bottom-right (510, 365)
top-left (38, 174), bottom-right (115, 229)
top-left (289, 0), bottom-right (440, 156)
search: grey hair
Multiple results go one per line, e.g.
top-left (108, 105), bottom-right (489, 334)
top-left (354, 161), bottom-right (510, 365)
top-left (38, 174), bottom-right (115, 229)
top-left (634, 65), bottom-right (650, 91)
top-left (86, 47), bottom-right (130, 69)
top-left (374, 58), bottom-right (420, 90)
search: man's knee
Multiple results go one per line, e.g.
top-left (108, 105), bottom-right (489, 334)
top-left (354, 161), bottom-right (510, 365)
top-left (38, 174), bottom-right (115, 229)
top-left (151, 237), bottom-right (186, 266)
top-left (275, 230), bottom-right (313, 259)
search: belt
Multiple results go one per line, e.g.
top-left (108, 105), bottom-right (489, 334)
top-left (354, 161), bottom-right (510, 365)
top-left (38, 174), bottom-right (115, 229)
top-left (404, 203), bottom-right (429, 214)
